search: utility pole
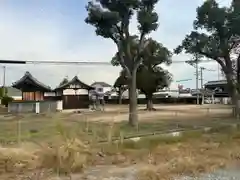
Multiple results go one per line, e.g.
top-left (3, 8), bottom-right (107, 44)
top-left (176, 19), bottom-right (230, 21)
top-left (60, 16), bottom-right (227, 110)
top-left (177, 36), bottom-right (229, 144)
top-left (200, 68), bottom-right (203, 88)
top-left (2, 66), bottom-right (6, 96)
top-left (200, 67), bottom-right (204, 105)
top-left (195, 57), bottom-right (199, 105)
top-left (199, 66), bottom-right (216, 105)
top-left (186, 55), bottom-right (200, 104)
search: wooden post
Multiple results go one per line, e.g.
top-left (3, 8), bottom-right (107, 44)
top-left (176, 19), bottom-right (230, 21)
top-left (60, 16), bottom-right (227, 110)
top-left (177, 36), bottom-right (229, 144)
top-left (17, 118), bottom-right (21, 146)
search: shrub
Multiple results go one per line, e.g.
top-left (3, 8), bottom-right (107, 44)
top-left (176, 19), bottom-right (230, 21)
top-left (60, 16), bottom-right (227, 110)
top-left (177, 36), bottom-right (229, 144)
top-left (1, 96), bottom-right (14, 107)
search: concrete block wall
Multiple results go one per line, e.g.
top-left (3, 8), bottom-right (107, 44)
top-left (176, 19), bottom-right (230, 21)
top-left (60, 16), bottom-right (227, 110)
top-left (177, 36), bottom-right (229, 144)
top-left (8, 101), bottom-right (58, 113)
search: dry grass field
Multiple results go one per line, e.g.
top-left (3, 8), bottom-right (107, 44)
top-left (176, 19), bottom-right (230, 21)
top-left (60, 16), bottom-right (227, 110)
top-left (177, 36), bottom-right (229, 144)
top-left (0, 104), bottom-right (239, 179)
top-left (0, 104), bottom-right (234, 143)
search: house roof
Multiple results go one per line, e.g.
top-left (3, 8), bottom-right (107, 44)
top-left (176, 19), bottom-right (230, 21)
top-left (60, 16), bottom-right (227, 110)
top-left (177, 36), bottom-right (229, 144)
top-left (204, 80), bottom-right (227, 86)
top-left (55, 76), bottom-right (93, 90)
top-left (12, 71), bottom-right (52, 91)
top-left (91, 82), bottom-right (112, 87)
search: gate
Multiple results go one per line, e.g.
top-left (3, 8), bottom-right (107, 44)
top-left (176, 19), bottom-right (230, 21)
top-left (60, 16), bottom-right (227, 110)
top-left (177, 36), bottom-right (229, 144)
top-left (63, 95), bottom-right (90, 109)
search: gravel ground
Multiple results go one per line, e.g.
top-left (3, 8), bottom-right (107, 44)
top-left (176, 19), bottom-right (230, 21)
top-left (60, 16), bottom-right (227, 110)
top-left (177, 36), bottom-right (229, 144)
top-left (15, 167), bottom-right (240, 180)
top-left (45, 166), bottom-right (240, 180)
top-left (179, 169), bottom-right (240, 180)
top-left (77, 167), bottom-right (240, 180)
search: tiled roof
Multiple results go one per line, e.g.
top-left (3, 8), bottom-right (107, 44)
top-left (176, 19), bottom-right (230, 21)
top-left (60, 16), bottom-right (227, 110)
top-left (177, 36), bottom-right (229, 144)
top-left (204, 80), bottom-right (227, 86)
top-left (12, 71), bottom-right (52, 91)
top-left (91, 82), bottom-right (112, 87)
top-left (55, 76), bottom-right (93, 90)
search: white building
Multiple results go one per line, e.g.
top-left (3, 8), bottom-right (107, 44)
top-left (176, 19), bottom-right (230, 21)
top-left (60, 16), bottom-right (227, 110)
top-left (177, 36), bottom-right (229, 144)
top-left (90, 82), bottom-right (112, 96)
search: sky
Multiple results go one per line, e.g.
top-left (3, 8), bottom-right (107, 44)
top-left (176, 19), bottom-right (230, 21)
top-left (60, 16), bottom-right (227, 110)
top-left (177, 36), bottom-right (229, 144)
top-left (0, 0), bottom-right (231, 89)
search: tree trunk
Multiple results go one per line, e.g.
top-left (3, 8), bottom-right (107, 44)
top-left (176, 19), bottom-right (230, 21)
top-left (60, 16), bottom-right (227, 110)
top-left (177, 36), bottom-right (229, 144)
top-left (226, 73), bottom-right (239, 117)
top-left (230, 88), bottom-right (239, 117)
top-left (145, 94), bottom-right (155, 111)
top-left (128, 70), bottom-right (138, 126)
top-left (118, 94), bottom-right (122, 104)
top-left (118, 89), bottom-right (123, 104)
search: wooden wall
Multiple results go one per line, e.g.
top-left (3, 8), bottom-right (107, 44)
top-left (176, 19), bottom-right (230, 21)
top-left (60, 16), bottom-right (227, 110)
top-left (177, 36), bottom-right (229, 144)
top-left (22, 91), bottom-right (44, 101)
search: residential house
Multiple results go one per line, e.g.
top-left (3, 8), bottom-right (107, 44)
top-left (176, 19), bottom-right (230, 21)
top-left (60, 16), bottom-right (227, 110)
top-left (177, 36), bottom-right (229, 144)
top-left (204, 80), bottom-right (229, 104)
top-left (9, 71), bottom-right (57, 113)
top-left (8, 72), bottom-right (94, 113)
top-left (54, 76), bottom-right (94, 109)
top-left (90, 82), bottom-right (112, 97)
top-left (12, 71), bottom-right (53, 101)
top-left (204, 80), bottom-right (228, 97)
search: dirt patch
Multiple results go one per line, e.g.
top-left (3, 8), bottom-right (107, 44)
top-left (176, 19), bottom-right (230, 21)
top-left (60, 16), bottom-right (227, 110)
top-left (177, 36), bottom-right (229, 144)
top-left (76, 104), bottom-right (232, 122)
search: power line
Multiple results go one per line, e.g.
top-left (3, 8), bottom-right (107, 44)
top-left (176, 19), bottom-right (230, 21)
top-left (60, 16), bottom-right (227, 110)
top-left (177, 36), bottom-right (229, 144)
top-left (0, 60), bottom-right (111, 65)
top-left (0, 59), bottom-right (214, 65)
top-left (176, 79), bottom-right (192, 82)
top-left (199, 66), bottom-right (216, 72)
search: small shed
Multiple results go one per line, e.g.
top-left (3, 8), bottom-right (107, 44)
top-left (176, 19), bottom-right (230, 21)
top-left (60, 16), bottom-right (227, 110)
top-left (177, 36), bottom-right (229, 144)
top-left (55, 76), bottom-right (93, 109)
top-left (12, 71), bottom-right (52, 100)
top-left (9, 71), bottom-right (58, 113)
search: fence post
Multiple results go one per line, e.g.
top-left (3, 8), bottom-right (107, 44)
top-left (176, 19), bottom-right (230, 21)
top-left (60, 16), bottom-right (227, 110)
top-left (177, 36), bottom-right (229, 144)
top-left (120, 131), bottom-right (124, 145)
top-left (175, 110), bottom-right (178, 117)
top-left (108, 124), bottom-right (113, 144)
top-left (35, 101), bottom-right (40, 114)
top-left (48, 102), bottom-right (51, 113)
top-left (17, 118), bottom-right (21, 146)
top-left (85, 114), bottom-right (89, 133)
top-left (206, 108), bottom-right (210, 116)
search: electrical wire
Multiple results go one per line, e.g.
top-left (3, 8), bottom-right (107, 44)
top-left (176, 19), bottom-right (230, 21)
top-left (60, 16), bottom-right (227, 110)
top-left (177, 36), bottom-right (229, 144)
top-left (0, 59), bottom-right (214, 65)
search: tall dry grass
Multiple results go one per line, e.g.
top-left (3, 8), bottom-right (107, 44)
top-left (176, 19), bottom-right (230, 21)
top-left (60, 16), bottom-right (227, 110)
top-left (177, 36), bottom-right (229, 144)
top-left (35, 122), bottom-right (96, 176)
top-left (0, 121), bottom-right (106, 178)
top-left (0, 119), bottom-right (239, 179)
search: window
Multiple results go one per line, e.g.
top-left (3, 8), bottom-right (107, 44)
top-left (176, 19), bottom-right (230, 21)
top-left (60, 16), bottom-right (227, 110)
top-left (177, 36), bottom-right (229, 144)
top-left (97, 87), bottom-right (103, 92)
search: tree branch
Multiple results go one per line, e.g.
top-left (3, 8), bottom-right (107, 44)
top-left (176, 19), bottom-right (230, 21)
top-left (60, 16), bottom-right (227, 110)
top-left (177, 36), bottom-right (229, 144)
top-left (109, 34), bottom-right (118, 45)
top-left (134, 32), bottom-right (145, 69)
top-left (109, 35), bottom-right (131, 77)
top-left (122, 16), bottom-right (130, 39)
top-left (114, 25), bottom-right (124, 40)
top-left (229, 41), bottom-right (237, 51)
top-left (117, 51), bottom-right (131, 77)
top-left (120, 17), bottom-right (132, 70)
top-left (199, 50), bottom-right (227, 73)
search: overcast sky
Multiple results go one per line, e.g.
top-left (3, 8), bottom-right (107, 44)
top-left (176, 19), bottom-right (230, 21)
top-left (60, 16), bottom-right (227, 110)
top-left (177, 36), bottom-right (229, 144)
top-left (0, 0), bottom-right (231, 89)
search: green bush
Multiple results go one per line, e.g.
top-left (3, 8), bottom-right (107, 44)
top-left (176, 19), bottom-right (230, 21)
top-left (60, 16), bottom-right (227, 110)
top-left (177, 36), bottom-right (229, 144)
top-left (1, 96), bottom-right (14, 107)
top-left (0, 88), bottom-right (3, 98)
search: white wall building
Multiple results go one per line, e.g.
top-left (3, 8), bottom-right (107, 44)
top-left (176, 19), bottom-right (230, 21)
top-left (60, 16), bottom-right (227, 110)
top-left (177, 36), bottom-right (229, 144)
top-left (90, 82), bottom-right (112, 96)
